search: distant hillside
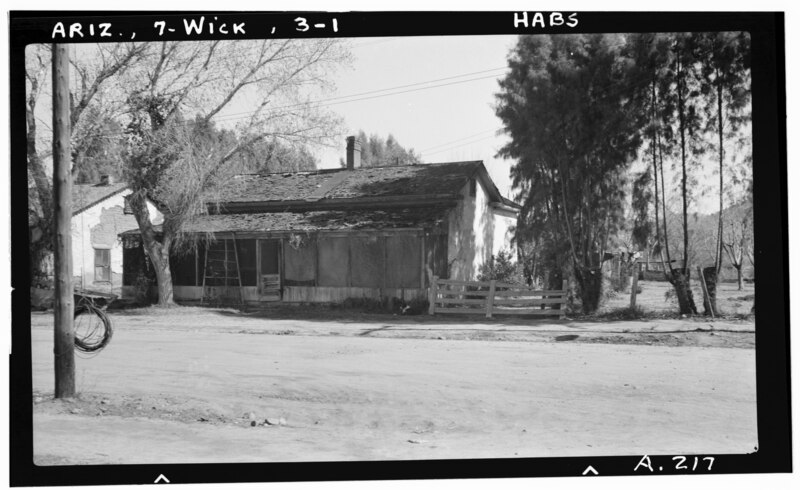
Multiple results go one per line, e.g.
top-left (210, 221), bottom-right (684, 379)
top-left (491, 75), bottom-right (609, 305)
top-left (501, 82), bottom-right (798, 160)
top-left (657, 201), bottom-right (754, 281)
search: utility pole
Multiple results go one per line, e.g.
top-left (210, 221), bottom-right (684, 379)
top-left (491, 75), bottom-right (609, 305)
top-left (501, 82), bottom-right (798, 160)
top-left (52, 43), bottom-right (75, 398)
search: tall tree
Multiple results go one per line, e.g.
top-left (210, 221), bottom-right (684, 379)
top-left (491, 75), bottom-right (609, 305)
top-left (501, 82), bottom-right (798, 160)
top-left (697, 31), bottom-right (751, 312)
top-left (623, 33), bottom-right (673, 275)
top-left (120, 39), bottom-right (349, 305)
top-left (496, 34), bottom-right (646, 313)
top-left (646, 33), bottom-right (710, 315)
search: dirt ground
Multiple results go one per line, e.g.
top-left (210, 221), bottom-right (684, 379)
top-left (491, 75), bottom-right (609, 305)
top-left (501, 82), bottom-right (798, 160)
top-left (29, 287), bottom-right (757, 465)
top-left (602, 278), bottom-right (755, 316)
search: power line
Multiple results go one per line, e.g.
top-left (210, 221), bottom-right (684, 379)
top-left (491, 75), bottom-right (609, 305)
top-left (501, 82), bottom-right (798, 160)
top-left (422, 133), bottom-right (500, 158)
top-left (211, 66), bottom-right (507, 123)
top-left (87, 66), bottom-right (509, 139)
top-left (418, 128), bottom-right (500, 153)
top-left (303, 73), bottom-right (503, 110)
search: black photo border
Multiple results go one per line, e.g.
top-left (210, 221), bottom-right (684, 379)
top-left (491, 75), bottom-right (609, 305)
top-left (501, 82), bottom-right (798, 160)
top-left (8, 10), bottom-right (789, 486)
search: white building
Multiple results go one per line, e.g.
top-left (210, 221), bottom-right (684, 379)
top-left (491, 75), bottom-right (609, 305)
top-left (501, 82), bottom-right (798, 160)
top-left (71, 177), bottom-right (162, 293)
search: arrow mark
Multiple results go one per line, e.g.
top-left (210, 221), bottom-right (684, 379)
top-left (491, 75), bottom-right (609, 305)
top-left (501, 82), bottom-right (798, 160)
top-left (582, 465), bottom-right (599, 476)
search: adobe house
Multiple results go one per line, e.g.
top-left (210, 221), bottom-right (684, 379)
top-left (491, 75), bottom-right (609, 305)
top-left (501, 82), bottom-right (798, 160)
top-left (119, 137), bottom-right (519, 304)
top-left (71, 176), bottom-right (163, 292)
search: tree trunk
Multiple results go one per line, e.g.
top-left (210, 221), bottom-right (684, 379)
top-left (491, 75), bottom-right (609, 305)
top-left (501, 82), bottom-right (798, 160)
top-left (715, 77), bottom-right (725, 273)
top-left (736, 266), bottom-right (743, 291)
top-left (128, 191), bottom-right (176, 306)
top-left (677, 57), bottom-right (690, 279)
top-left (670, 269), bottom-right (697, 315)
top-left (151, 246), bottom-right (176, 306)
top-left (701, 266), bottom-right (718, 316)
top-left (574, 266), bottom-right (603, 314)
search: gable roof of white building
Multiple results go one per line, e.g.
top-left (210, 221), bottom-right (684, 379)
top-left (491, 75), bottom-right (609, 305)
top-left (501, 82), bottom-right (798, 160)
top-left (72, 182), bottom-right (128, 215)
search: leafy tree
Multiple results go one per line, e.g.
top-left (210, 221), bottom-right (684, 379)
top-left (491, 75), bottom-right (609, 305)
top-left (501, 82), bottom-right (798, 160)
top-left (695, 31), bottom-right (751, 312)
top-left (628, 32), bottom-right (751, 315)
top-left (628, 33), bottom-right (713, 315)
top-left (119, 39), bottom-right (349, 305)
top-left (659, 34), bottom-right (709, 314)
top-left (630, 168), bottom-right (654, 253)
top-left (496, 34), bottom-right (646, 313)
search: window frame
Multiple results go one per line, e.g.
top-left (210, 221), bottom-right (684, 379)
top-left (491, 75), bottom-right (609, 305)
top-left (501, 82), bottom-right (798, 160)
top-left (94, 247), bottom-right (112, 283)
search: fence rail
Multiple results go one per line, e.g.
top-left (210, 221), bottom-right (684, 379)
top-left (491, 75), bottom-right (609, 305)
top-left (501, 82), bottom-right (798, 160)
top-left (428, 276), bottom-right (568, 318)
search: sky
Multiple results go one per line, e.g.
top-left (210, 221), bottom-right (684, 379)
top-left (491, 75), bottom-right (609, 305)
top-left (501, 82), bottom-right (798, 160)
top-left (218, 35), bottom-right (519, 199)
top-left (314, 35), bottom-right (517, 191)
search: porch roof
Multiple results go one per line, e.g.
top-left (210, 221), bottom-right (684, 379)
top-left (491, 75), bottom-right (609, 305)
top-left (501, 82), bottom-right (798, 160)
top-left (119, 206), bottom-right (452, 236)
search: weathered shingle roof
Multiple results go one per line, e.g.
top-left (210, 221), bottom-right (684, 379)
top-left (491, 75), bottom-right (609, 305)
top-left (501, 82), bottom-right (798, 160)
top-left (217, 161), bottom-right (484, 203)
top-left (120, 206), bottom-right (451, 236)
top-left (72, 182), bottom-right (128, 215)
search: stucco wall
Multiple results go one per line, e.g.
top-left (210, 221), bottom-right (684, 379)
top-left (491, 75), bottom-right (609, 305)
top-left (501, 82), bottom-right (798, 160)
top-left (491, 208), bottom-right (517, 257)
top-left (446, 178), bottom-right (518, 281)
top-left (447, 179), bottom-right (489, 281)
top-left (71, 189), bottom-right (162, 292)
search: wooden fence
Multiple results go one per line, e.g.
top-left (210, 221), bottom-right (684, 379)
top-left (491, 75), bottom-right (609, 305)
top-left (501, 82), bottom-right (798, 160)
top-left (428, 276), bottom-right (569, 318)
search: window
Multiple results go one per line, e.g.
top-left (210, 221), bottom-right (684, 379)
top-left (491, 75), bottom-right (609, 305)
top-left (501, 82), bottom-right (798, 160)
top-left (94, 248), bottom-right (111, 282)
top-left (469, 178), bottom-right (477, 197)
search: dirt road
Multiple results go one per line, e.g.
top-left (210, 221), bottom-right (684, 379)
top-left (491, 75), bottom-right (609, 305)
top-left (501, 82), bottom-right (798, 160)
top-left (30, 313), bottom-right (757, 465)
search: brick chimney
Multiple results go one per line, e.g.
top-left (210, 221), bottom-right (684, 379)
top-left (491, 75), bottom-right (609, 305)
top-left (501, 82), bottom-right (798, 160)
top-left (99, 174), bottom-right (114, 186)
top-left (346, 136), bottom-right (361, 170)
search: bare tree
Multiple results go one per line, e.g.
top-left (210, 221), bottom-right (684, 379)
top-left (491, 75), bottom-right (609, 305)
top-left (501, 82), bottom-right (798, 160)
top-left (120, 39), bottom-right (350, 305)
top-left (26, 43), bottom-right (148, 282)
top-left (722, 210), bottom-right (752, 291)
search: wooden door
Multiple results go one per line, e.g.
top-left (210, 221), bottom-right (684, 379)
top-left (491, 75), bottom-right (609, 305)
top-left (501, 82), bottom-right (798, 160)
top-left (259, 239), bottom-right (281, 301)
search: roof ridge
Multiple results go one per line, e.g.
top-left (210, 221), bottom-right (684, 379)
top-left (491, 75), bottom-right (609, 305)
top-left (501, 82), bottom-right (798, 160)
top-left (230, 160), bottom-right (483, 178)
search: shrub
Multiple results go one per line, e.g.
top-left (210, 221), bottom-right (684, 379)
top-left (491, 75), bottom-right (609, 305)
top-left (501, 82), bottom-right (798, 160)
top-left (477, 249), bottom-right (524, 284)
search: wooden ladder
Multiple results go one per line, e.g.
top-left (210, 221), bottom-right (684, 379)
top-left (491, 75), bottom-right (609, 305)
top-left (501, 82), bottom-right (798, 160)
top-left (201, 235), bottom-right (243, 305)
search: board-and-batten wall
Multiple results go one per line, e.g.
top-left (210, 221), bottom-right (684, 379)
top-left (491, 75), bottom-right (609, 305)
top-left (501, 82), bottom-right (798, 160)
top-left (157, 228), bottom-right (448, 304)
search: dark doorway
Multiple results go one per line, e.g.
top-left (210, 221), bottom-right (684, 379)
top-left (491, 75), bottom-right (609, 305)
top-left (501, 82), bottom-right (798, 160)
top-left (259, 239), bottom-right (281, 301)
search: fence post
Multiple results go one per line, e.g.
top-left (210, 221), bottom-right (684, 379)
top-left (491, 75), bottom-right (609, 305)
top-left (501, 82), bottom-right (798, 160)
top-left (428, 275), bottom-right (438, 315)
top-left (559, 279), bottom-right (568, 319)
top-left (486, 280), bottom-right (496, 318)
top-left (629, 261), bottom-right (639, 308)
top-left (696, 266), bottom-right (715, 318)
